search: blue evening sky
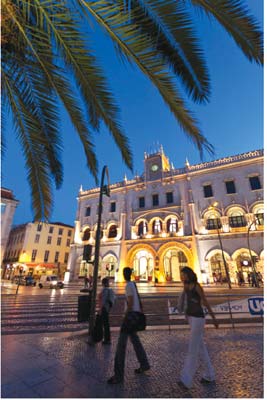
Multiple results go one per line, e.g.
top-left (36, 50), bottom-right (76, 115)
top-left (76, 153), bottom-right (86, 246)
top-left (2, 0), bottom-right (263, 226)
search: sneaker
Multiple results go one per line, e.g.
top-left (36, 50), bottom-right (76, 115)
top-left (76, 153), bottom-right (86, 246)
top-left (134, 366), bottom-right (150, 374)
top-left (107, 376), bottom-right (123, 384)
top-left (102, 340), bottom-right (111, 345)
top-left (200, 378), bottom-right (216, 384)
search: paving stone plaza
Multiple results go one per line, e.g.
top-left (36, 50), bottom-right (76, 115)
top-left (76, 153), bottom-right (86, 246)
top-left (1, 326), bottom-right (263, 398)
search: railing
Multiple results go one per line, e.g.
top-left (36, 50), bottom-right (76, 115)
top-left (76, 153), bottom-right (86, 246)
top-left (107, 293), bottom-right (264, 330)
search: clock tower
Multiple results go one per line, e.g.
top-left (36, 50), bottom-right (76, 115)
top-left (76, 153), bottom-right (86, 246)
top-left (144, 145), bottom-right (170, 181)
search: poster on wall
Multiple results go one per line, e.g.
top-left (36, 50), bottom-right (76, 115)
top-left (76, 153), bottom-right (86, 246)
top-left (168, 296), bottom-right (264, 320)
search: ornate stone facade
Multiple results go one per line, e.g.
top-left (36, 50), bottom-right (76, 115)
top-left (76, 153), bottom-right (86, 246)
top-left (68, 148), bottom-right (264, 284)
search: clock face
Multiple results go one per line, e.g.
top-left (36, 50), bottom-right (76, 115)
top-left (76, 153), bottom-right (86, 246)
top-left (151, 164), bottom-right (159, 172)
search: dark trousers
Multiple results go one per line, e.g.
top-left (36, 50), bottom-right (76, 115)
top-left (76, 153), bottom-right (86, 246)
top-left (114, 330), bottom-right (150, 380)
top-left (101, 307), bottom-right (110, 342)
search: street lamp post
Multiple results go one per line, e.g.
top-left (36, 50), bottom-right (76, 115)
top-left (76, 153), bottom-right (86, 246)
top-left (247, 218), bottom-right (259, 288)
top-left (88, 166), bottom-right (110, 342)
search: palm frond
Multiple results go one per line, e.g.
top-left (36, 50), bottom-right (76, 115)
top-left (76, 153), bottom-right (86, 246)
top-left (190, 0), bottom-right (263, 64)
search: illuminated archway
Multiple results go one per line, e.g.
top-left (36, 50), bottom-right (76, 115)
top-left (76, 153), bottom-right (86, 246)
top-left (157, 242), bottom-right (193, 281)
top-left (126, 244), bottom-right (157, 281)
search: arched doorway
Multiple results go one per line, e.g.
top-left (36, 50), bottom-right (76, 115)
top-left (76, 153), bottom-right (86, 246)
top-left (101, 254), bottom-right (118, 278)
top-left (163, 250), bottom-right (188, 281)
top-left (133, 250), bottom-right (154, 281)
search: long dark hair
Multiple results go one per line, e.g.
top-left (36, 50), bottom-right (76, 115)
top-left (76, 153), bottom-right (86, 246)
top-left (181, 267), bottom-right (198, 283)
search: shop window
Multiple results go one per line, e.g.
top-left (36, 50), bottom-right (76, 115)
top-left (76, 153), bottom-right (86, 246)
top-left (203, 184), bottom-right (213, 198)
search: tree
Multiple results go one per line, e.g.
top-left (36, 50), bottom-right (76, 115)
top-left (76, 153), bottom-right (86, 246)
top-left (1, 0), bottom-right (263, 220)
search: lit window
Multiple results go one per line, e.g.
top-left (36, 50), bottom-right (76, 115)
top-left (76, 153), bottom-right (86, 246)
top-left (167, 218), bottom-right (178, 232)
top-left (153, 219), bottom-right (162, 234)
top-left (138, 221), bottom-right (148, 236)
top-left (206, 218), bottom-right (221, 230)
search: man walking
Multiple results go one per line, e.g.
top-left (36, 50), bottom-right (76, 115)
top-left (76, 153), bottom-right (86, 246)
top-left (107, 267), bottom-right (150, 384)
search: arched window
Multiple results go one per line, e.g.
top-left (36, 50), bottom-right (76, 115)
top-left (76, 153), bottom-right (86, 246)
top-left (167, 218), bottom-right (178, 233)
top-left (253, 205), bottom-right (264, 226)
top-left (204, 210), bottom-right (221, 230)
top-left (138, 221), bottom-right (148, 236)
top-left (82, 228), bottom-right (90, 241)
top-left (229, 210), bottom-right (246, 228)
top-left (108, 225), bottom-right (117, 238)
top-left (152, 219), bottom-right (162, 234)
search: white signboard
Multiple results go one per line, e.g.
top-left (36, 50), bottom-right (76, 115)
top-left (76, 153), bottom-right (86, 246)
top-left (168, 296), bottom-right (264, 320)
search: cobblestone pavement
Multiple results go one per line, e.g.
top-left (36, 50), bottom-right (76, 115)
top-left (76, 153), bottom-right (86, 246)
top-left (1, 327), bottom-right (263, 398)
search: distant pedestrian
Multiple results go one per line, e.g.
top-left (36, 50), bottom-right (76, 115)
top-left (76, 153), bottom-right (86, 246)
top-left (247, 273), bottom-right (251, 286)
top-left (177, 267), bottom-right (218, 390)
top-left (212, 272), bottom-right (217, 285)
top-left (257, 272), bottom-right (263, 285)
top-left (218, 272), bottom-right (223, 284)
top-left (251, 272), bottom-right (257, 288)
top-left (107, 267), bottom-right (150, 384)
top-left (99, 277), bottom-right (116, 345)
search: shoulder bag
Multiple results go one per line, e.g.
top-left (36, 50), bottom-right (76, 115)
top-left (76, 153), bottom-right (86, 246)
top-left (121, 282), bottom-right (146, 334)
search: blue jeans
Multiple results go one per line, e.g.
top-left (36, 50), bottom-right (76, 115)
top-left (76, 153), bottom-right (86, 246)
top-left (114, 330), bottom-right (150, 380)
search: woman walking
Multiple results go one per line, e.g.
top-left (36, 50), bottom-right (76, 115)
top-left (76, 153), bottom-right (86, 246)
top-left (178, 267), bottom-right (218, 390)
top-left (107, 267), bottom-right (150, 384)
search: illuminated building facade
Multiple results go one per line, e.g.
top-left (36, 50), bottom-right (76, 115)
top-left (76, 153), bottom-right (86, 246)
top-left (68, 148), bottom-right (264, 284)
top-left (3, 222), bottom-right (74, 280)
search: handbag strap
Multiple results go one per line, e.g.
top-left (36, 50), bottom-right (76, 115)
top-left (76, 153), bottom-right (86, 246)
top-left (133, 281), bottom-right (143, 312)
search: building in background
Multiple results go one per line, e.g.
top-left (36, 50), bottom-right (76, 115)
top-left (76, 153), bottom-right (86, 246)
top-left (68, 147), bottom-right (264, 284)
top-left (2, 222), bottom-right (74, 280)
top-left (1, 188), bottom-right (19, 271)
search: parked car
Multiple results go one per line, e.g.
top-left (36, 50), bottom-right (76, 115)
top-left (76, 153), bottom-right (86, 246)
top-left (38, 275), bottom-right (64, 289)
